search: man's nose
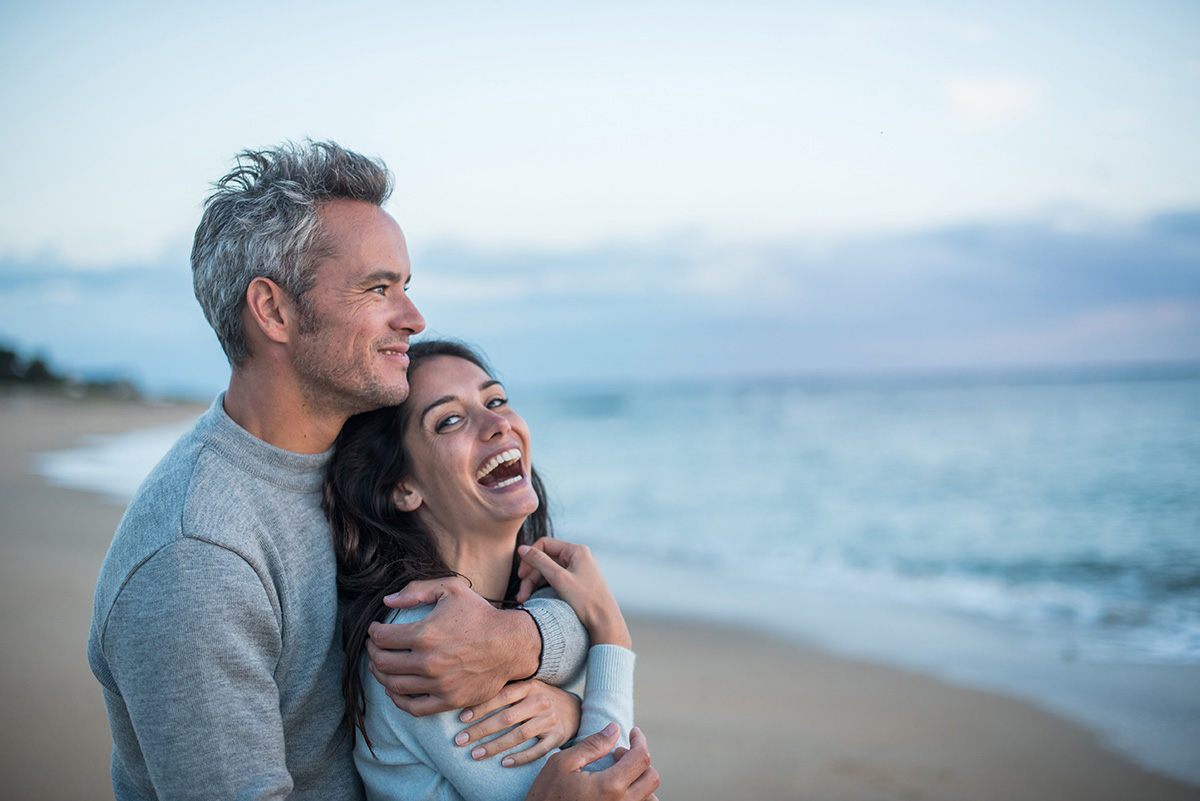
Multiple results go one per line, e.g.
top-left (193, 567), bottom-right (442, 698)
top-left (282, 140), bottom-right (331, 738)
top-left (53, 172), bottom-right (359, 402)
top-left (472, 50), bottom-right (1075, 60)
top-left (391, 292), bottom-right (425, 334)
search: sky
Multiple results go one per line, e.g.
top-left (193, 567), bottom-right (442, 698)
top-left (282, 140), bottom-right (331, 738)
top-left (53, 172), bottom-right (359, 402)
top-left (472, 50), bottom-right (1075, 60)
top-left (1, 0), bottom-right (1198, 396)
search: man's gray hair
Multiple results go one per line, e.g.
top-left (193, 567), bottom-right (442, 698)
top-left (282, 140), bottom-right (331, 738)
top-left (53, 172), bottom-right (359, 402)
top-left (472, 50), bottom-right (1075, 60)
top-left (192, 140), bottom-right (393, 366)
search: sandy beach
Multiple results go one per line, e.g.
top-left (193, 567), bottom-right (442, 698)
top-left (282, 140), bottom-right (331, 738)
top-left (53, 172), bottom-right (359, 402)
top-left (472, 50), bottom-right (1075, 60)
top-left (1, 393), bottom-right (1196, 801)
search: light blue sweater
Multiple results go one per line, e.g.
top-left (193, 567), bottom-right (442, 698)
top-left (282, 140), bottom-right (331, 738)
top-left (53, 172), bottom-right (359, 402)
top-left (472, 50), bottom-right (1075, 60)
top-left (355, 603), bottom-right (636, 801)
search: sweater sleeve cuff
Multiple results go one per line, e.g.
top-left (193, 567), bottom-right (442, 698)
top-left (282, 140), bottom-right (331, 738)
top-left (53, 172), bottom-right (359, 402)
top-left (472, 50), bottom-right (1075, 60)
top-left (523, 595), bottom-right (589, 686)
top-left (584, 644), bottom-right (636, 692)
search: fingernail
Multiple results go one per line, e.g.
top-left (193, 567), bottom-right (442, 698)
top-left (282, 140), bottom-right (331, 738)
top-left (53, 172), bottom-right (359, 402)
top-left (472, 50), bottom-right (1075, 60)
top-left (502, 757), bottom-right (515, 767)
top-left (472, 747), bottom-right (486, 760)
top-left (518, 545), bottom-right (530, 555)
top-left (602, 722), bottom-right (618, 737)
top-left (384, 592), bottom-right (399, 601)
top-left (455, 732), bottom-right (469, 746)
top-left (459, 710), bottom-right (474, 722)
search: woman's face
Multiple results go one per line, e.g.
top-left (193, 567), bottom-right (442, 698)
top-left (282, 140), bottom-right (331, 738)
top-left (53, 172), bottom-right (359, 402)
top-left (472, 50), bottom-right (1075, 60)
top-left (394, 355), bottom-right (539, 537)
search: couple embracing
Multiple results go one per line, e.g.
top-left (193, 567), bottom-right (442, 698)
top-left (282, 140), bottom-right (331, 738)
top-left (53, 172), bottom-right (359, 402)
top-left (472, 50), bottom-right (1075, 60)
top-left (87, 141), bottom-right (659, 801)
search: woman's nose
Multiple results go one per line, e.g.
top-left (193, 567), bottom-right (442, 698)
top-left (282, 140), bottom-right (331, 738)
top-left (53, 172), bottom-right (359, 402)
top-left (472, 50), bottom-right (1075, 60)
top-left (481, 409), bottom-right (511, 439)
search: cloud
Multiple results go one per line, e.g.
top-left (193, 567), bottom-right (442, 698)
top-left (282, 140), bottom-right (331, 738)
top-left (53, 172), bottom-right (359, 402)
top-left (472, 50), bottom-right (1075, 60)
top-left (946, 77), bottom-right (1042, 128)
top-left (2, 208), bottom-right (1197, 394)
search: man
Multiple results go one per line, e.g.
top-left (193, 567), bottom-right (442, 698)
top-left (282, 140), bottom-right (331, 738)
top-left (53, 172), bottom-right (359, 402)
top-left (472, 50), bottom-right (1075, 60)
top-left (88, 141), bottom-right (657, 800)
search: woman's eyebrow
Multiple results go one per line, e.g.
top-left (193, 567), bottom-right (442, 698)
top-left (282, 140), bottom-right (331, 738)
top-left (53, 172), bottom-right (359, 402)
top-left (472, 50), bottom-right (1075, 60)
top-left (419, 395), bottom-right (457, 425)
top-left (419, 381), bottom-right (504, 424)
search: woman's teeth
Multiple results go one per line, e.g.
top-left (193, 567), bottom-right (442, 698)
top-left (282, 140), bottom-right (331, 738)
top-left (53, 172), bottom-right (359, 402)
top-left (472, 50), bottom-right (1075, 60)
top-left (490, 475), bottom-right (524, 489)
top-left (476, 448), bottom-right (522, 481)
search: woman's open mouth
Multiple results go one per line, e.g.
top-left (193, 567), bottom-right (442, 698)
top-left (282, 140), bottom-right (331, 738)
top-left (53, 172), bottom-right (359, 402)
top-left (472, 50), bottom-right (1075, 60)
top-left (475, 448), bottom-right (525, 489)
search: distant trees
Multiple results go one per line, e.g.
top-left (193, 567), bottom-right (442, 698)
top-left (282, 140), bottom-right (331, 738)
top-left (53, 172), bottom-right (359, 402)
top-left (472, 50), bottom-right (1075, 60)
top-left (0, 344), bottom-right (139, 399)
top-left (0, 345), bottom-right (61, 385)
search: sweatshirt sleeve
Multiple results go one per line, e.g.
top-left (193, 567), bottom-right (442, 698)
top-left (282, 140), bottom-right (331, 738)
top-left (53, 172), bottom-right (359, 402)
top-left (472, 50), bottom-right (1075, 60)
top-left (522, 587), bottom-right (589, 687)
top-left (97, 538), bottom-right (291, 800)
top-left (574, 644), bottom-right (637, 772)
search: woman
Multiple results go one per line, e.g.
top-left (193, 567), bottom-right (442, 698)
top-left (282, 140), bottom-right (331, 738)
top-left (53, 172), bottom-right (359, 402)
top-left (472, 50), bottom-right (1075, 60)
top-left (325, 340), bottom-right (635, 801)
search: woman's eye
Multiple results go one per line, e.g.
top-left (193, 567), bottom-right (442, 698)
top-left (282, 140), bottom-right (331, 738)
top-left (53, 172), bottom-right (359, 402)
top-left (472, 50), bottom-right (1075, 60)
top-left (486, 397), bottom-right (508, 410)
top-left (435, 414), bottom-right (462, 431)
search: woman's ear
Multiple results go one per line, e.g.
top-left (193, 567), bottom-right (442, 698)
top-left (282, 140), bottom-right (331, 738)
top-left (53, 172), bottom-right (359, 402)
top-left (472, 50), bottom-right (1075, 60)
top-left (392, 480), bottom-right (423, 512)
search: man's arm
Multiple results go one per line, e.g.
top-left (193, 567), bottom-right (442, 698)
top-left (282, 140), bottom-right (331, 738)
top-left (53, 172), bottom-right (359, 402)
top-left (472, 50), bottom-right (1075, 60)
top-left (99, 540), bottom-right (291, 799)
top-left (366, 577), bottom-right (587, 715)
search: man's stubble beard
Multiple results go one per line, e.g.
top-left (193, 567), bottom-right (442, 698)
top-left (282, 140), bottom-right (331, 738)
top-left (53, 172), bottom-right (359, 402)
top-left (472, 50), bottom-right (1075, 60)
top-left (292, 301), bottom-right (410, 420)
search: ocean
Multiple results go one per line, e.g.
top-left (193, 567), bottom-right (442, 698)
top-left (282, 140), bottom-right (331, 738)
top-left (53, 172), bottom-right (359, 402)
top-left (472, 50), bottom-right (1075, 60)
top-left (37, 365), bottom-right (1200, 785)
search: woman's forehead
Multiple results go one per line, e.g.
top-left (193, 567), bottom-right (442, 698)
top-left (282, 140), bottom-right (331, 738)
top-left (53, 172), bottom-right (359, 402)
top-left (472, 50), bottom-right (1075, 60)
top-left (409, 355), bottom-right (495, 401)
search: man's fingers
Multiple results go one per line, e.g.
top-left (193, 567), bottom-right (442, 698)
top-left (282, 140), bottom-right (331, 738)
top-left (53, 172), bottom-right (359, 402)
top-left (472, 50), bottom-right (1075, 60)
top-left (382, 576), bottom-right (460, 609)
top-left (368, 620), bottom-right (422, 652)
top-left (366, 647), bottom-right (443, 700)
top-left (388, 692), bottom-right (455, 717)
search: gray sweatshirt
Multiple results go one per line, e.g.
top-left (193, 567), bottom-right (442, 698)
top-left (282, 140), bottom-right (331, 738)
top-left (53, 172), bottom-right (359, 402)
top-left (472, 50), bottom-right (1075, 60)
top-left (88, 396), bottom-right (587, 800)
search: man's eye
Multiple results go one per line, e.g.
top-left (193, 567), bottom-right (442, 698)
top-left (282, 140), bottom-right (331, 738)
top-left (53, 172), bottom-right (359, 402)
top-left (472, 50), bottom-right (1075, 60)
top-left (370, 285), bottom-right (388, 296)
top-left (435, 414), bottom-right (462, 431)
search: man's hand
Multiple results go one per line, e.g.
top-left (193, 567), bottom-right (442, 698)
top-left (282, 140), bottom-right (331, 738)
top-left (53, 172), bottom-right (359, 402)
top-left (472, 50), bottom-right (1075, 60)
top-left (366, 577), bottom-right (542, 716)
top-left (525, 725), bottom-right (660, 801)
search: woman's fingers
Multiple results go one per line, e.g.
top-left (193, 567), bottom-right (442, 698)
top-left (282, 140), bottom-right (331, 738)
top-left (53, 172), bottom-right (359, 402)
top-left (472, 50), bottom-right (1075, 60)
top-left (467, 722), bottom-right (539, 762)
top-left (499, 734), bottom-right (557, 767)
top-left (515, 568), bottom-right (546, 603)
top-left (528, 537), bottom-right (588, 566)
top-left (458, 682), bottom-right (525, 727)
top-left (518, 539), bottom-right (631, 648)
top-left (517, 544), bottom-right (568, 583)
top-left (457, 702), bottom-right (525, 746)
top-left (454, 680), bottom-right (579, 765)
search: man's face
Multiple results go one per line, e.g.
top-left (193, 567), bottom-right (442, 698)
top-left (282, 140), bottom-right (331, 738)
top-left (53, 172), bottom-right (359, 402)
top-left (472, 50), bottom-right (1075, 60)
top-left (289, 199), bottom-right (426, 417)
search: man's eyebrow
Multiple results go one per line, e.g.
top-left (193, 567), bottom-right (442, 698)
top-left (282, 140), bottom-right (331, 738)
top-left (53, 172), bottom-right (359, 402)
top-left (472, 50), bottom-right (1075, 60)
top-left (357, 270), bottom-right (409, 287)
top-left (419, 381), bottom-right (504, 425)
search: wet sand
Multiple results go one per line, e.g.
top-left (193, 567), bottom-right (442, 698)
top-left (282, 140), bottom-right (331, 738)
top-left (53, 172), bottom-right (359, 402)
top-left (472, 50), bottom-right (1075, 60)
top-left (1, 393), bottom-right (1196, 800)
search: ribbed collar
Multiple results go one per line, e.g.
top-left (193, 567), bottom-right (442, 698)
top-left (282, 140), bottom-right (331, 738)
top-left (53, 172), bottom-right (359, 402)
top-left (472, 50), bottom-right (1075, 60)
top-left (195, 393), bottom-right (332, 494)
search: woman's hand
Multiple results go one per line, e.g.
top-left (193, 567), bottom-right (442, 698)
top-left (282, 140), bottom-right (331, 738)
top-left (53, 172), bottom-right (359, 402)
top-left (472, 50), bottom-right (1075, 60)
top-left (453, 679), bottom-right (582, 767)
top-left (517, 540), bottom-right (632, 649)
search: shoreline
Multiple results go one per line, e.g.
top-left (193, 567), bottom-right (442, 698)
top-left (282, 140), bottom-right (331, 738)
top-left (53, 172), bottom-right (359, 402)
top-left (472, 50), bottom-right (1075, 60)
top-left (2, 395), bottom-right (1197, 800)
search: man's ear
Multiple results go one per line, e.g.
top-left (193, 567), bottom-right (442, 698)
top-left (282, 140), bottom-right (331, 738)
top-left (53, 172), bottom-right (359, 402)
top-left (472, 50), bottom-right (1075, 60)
top-left (244, 277), bottom-right (299, 345)
top-left (392, 480), bottom-right (423, 513)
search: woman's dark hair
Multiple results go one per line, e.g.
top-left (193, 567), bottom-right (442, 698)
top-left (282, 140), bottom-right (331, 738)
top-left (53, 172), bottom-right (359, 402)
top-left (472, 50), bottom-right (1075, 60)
top-left (324, 339), bottom-right (553, 749)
